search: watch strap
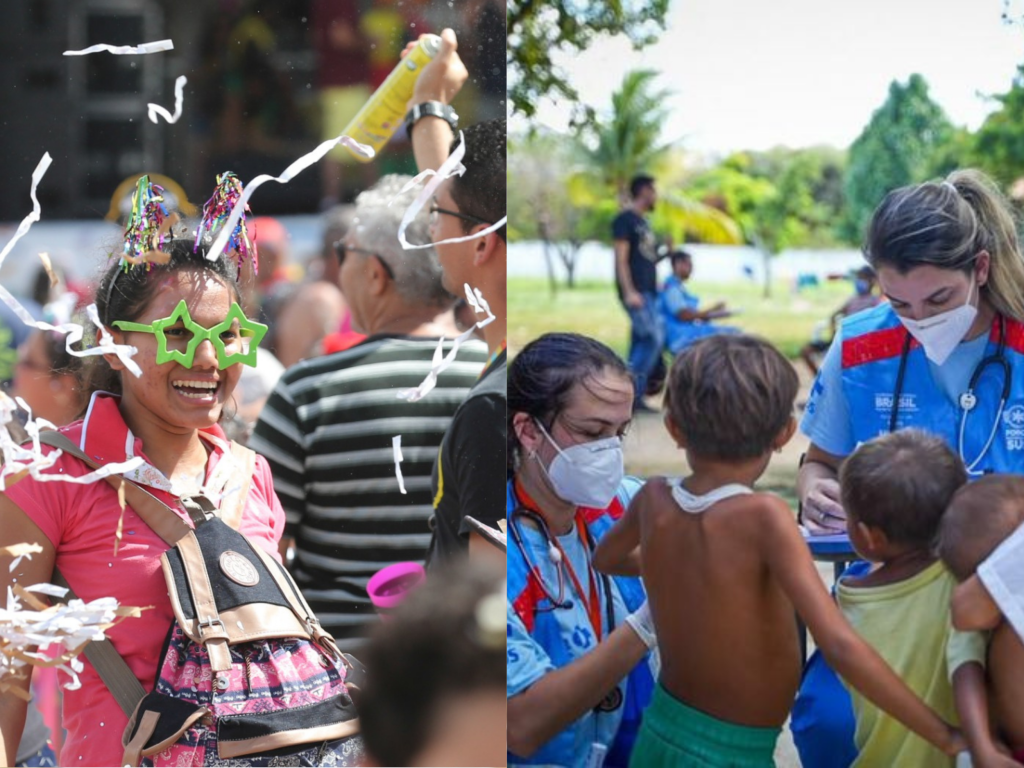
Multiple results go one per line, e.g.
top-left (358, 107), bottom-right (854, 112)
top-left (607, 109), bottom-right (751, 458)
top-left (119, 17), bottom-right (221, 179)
top-left (405, 101), bottom-right (459, 139)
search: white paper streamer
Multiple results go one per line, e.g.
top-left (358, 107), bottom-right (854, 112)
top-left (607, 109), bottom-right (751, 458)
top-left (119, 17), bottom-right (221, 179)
top-left (392, 435), bottom-right (407, 495)
top-left (0, 153), bottom-right (51, 271)
top-left (0, 286), bottom-right (141, 379)
top-left (464, 283), bottom-right (496, 325)
top-left (0, 393), bottom-right (144, 492)
top-left (0, 583), bottom-right (142, 695)
top-left (206, 135), bottom-right (374, 264)
top-left (396, 284), bottom-right (496, 402)
top-left (63, 39), bottom-right (174, 56)
top-left (0, 153), bottom-right (141, 377)
top-left (147, 75), bottom-right (187, 124)
top-left (395, 134), bottom-right (508, 250)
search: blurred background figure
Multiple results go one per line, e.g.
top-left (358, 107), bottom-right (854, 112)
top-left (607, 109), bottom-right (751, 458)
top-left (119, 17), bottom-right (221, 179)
top-left (250, 174), bottom-right (488, 652)
top-left (358, 560), bottom-right (506, 768)
top-left (799, 266), bottom-right (882, 376)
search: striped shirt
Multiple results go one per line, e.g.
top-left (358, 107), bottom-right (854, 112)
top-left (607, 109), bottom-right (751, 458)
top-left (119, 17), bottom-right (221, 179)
top-left (250, 334), bottom-right (488, 649)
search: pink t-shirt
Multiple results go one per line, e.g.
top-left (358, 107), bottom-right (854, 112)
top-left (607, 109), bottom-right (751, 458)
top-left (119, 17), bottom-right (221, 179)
top-left (5, 394), bottom-right (286, 768)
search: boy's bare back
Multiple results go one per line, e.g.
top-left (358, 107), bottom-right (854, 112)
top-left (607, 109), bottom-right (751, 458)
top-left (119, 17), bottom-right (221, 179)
top-left (636, 477), bottom-right (806, 728)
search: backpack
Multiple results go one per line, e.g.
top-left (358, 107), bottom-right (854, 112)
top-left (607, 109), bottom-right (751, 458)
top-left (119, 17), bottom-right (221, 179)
top-left (38, 431), bottom-right (363, 767)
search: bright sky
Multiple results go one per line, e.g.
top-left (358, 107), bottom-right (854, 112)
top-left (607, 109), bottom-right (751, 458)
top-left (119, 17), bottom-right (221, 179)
top-left (520, 0), bottom-right (1024, 156)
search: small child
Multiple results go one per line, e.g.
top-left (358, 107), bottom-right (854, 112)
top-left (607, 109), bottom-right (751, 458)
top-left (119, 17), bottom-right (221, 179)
top-left (936, 475), bottom-right (1024, 767)
top-left (837, 429), bottom-right (989, 767)
top-left (593, 334), bottom-right (961, 767)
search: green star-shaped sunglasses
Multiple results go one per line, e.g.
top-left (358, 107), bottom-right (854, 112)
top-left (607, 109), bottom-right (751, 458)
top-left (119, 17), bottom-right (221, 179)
top-left (112, 300), bottom-right (268, 369)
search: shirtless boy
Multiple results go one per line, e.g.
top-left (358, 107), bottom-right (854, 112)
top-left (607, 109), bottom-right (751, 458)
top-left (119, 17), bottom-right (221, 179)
top-left (593, 334), bottom-right (961, 766)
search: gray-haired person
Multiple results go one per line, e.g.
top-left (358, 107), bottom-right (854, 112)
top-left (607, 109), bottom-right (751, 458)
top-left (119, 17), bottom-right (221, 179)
top-left (250, 174), bottom-right (488, 651)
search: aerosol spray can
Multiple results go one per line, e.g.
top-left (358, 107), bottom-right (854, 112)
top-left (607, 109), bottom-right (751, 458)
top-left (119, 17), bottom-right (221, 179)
top-left (341, 34), bottom-right (442, 160)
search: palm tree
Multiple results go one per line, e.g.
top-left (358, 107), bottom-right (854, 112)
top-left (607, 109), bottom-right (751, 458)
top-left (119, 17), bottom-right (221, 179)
top-left (577, 69), bottom-right (742, 245)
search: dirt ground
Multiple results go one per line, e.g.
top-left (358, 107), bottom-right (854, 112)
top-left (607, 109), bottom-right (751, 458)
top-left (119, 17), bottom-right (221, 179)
top-left (623, 363), bottom-right (831, 767)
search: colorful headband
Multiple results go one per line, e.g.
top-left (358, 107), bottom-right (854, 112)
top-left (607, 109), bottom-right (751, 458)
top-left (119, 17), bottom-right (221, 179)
top-left (194, 172), bottom-right (257, 272)
top-left (120, 175), bottom-right (179, 269)
top-left (112, 300), bottom-right (267, 369)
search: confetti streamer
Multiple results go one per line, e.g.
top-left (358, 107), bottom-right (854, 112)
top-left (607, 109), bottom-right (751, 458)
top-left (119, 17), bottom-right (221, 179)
top-left (396, 284), bottom-right (496, 402)
top-left (4, 543), bottom-right (43, 574)
top-left (392, 435), bottom-right (407, 495)
top-left (63, 39), bottom-right (173, 56)
top-left (147, 75), bottom-right (188, 124)
top-left (0, 286), bottom-right (141, 379)
top-left (0, 393), bottom-right (144, 492)
top-left (0, 576), bottom-right (147, 696)
top-left (0, 155), bottom-right (141, 377)
top-left (394, 134), bottom-right (508, 250)
top-left (121, 176), bottom-right (177, 268)
top-left (0, 153), bottom-right (51, 272)
top-left (37, 252), bottom-right (58, 289)
top-left (113, 479), bottom-right (127, 557)
top-left (195, 172), bottom-right (256, 271)
top-left (463, 283), bottom-right (496, 325)
top-left (206, 135), bottom-right (374, 264)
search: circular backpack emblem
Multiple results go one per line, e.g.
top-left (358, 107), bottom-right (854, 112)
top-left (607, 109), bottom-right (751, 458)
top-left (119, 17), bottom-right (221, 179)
top-left (219, 551), bottom-right (259, 586)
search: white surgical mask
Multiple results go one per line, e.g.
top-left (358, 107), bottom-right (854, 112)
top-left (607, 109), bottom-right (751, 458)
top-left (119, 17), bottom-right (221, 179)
top-left (898, 279), bottom-right (978, 366)
top-left (535, 420), bottom-right (624, 509)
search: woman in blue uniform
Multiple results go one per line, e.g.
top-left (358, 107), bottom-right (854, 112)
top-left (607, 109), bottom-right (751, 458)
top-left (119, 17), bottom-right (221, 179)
top-left (794, 169), bottom-right (1024, 766)
top-left (506, 333), bottom-right (656, 768)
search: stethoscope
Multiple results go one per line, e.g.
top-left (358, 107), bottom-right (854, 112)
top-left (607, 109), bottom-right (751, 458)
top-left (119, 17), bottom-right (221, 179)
top-left (508, 499), bottom-right (615, 637)
top-left (889, 315), bottom-right (1011, 474)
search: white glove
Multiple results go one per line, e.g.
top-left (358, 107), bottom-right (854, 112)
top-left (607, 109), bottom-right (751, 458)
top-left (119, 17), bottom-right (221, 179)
top-left (625, 600), bottom-right (657, 651)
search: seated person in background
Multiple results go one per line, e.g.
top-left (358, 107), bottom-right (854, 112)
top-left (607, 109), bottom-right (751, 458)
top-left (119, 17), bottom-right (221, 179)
top-left (658, 249), bottom-right (736, 356)
top-left (800, 266), bottom-right (881, 376)
top-left (593, 334), bottom-right (962, 767)
top-left (937, 475), bottom-right (1024, 767)
top-left (358, 560), bottom-right (505, 767)
top-left (836, 429), bottom-right (987, 768)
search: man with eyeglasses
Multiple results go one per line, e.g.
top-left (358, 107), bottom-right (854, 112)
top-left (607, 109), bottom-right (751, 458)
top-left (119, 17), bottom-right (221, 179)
top-left (250, 174), bottom-right (488, 650)
top-left (405, 28), bottom-right (506, 565)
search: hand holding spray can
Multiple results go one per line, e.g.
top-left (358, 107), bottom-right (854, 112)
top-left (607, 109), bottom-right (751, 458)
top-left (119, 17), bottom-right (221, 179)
top-left (341, 33), bottom-right (442, 160)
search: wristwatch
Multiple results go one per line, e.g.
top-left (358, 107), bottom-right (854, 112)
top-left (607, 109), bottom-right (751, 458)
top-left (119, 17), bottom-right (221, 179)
top-left (405, 101), bottom-right (459, 139)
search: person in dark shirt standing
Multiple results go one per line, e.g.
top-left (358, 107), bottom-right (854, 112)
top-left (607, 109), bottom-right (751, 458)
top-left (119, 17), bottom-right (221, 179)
top-left (613, 175), bottom-right (664, 412)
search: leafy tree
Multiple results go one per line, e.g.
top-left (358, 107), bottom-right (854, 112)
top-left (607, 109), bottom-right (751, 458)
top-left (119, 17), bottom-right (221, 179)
top-left (689, 152), bottom-right (839, 296)
top-left (582, 69), bottom-right (673, 201)
top-left (507, 132), bottom-right (603, 289)
top-left (842, 74), bottom-right (953, 242)
top-left (971, 64), bottom-right (1024, 187)
top-left (507, 0), bottom-right (670, 121)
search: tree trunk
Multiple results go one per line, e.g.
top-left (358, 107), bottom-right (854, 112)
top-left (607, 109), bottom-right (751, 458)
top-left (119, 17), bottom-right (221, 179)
top-left (556, 241), bottom-right (580, 288)
top-left (762, 248), bottom-right (773, 299)
top-left (539, 221), bottom-right (558, 297)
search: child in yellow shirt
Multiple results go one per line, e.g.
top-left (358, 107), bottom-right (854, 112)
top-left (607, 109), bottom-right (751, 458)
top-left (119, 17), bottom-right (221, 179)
top-left (838, 429), bottom-right (988, 767)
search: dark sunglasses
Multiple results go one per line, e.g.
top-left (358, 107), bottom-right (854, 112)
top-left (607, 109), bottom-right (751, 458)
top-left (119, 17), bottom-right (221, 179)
top-left (428, 204), bottom-right (492, 228)
top-left (334, 241), bottom-right (395, 280)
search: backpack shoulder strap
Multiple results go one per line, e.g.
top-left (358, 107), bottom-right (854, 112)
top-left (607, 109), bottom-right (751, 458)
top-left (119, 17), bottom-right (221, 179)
top-left (36, 431), bottom-right (191, 717)
top-left (50, 568), bottom-right (147, 717)
top-left (37, 430), bottom-right (192, 545)
top-left (217, 441), bottom-right (256, 530)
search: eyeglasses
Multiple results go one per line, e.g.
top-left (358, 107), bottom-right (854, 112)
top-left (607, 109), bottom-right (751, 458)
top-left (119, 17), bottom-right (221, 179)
top-left (428, 204), bottom-right (492, 229)
top-left (334, 241), bottom-right (395, 280)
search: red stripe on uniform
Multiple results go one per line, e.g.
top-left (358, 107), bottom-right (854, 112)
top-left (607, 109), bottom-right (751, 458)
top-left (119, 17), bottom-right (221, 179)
top-left (581, 497), bottom-right (625, 526)
top-left (512, 570), bottom-right (547, 633)
top-left (841, 326), bottom-right (912, 368)
top-left (999, 317), bottom-right (1024, 355)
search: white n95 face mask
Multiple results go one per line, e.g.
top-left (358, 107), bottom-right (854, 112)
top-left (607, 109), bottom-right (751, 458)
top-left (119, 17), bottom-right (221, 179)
top-left (898, 279), bottom-right (978, 366)
top-left (536, 420), bottom-right (624, 509)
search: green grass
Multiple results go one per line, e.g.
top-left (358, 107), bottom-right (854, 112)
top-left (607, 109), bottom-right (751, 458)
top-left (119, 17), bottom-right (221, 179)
top-left (509, 277), bottom-right (855, 359)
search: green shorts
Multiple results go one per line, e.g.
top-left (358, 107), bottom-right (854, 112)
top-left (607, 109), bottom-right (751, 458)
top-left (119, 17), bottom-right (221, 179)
top-left (629, 684), bottom-right (780, 767)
